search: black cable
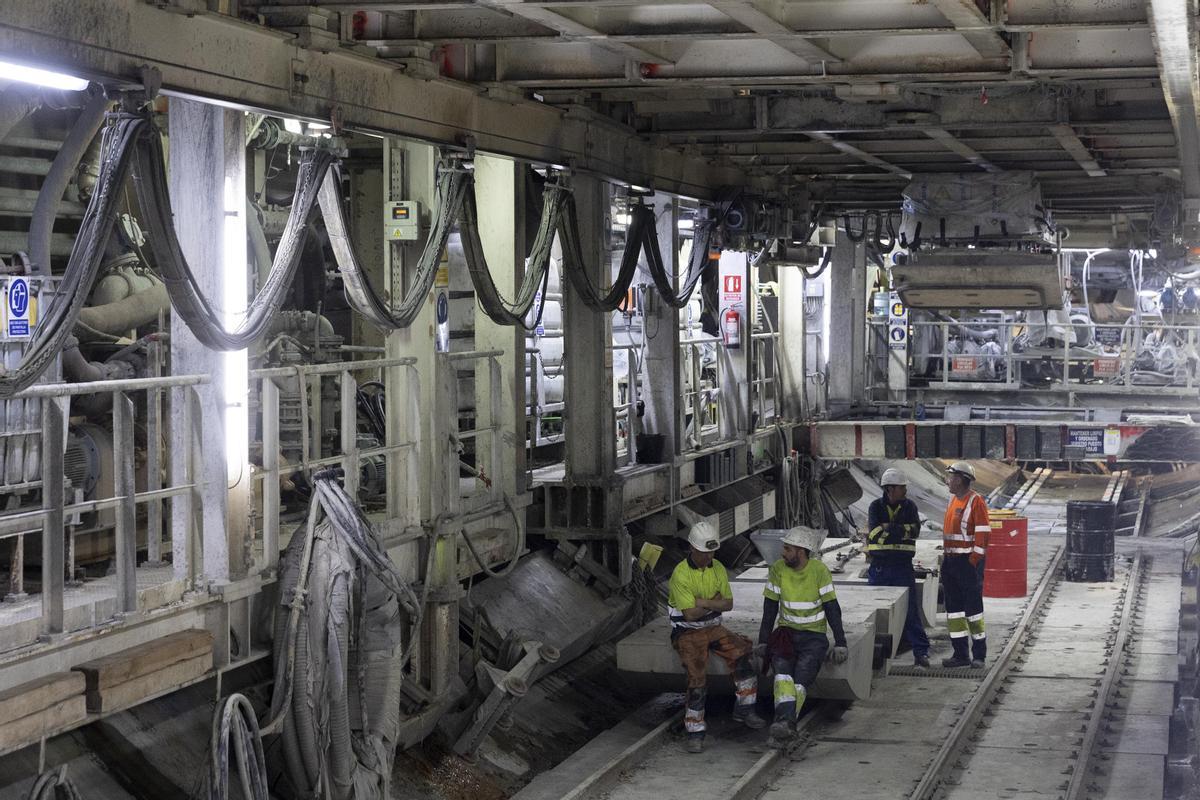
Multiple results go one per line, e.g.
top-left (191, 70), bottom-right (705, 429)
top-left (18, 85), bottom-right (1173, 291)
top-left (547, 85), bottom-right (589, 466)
top-left (558, 193), bottom-right (647, 312)
top-left (459, 168), bottom-right (565, 328)
top-left (0, 106), bottom-right (140, 397)
top-left (133, 117), bottom-right (333, 350)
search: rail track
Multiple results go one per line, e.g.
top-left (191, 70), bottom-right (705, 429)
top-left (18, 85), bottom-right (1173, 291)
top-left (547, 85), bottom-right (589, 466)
top-left (518, 536), bottom-right (1173, 800)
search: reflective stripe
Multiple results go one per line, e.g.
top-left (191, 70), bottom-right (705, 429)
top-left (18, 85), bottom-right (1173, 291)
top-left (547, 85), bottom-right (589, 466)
top-left (966, 613), bottom-right (984, 622)
top-left (735, 676), bottom-right (757, 704)
top-left (944, 534), bottom-right (971, 542)
top-left (765, 582), bottom-right (782, 596)
top-left (818, 584), bottom-right (834, 595)
top-left (946, 611), bottom-right (966, 619)
top-left (685, 708), bottom-right (705, 733)
top-left (782, 599), bottom-right (822, 611)
top-left (974, 525), bottom-right (991, 533)
top-left (774, 674), bottom-right (797, 704)
top-left (945, 547), bottom-right (973, 554)
top-left (866, 543), bottom-right (917, 552)
top-left (972, 546), bottom-right (986, 555)
top-left (668, 606), bottom-right (722, 631)
top-left (949, 629), bottom-right (969, 639)
top-left (970, 632), bottom-right (987, 641)
top-left (781, 609), bottom-right (826, 626)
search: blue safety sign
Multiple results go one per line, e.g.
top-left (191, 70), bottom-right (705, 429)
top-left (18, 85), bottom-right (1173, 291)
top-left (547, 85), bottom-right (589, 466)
top-left (5, 277), bottom-right (33, 339)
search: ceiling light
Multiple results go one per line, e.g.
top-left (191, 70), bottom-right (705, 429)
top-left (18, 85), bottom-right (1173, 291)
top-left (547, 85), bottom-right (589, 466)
top-left (283, 118), bottom-right (303, 134)
top-left (678, 219), bottom-right (694, 230)
top-left (614, 213), bottom-right (631, 227)
top-left (0, 59), bottom-right (88, 91)
top-left (307, 121), bottom-right (331, 131)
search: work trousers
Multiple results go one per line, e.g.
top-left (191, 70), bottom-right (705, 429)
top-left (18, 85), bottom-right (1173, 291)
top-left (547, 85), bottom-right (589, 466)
top-left (867, 559), bottom-right (930, 658)
top-left (942, 555), bottom-right (987, 661)
top-left (769, 628), bottom-right (829, 725)
top-left (672, 625), bottom-right (757, 736)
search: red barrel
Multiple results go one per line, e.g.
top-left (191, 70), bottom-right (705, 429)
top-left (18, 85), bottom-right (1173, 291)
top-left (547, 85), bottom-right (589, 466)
top-left (983, 515), bottom-right (1028, 597)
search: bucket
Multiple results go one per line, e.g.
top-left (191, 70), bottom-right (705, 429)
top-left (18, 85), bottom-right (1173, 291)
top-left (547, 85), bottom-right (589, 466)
top-left (983, 513), bottom-right (1027, 597)
top-left (1064, 500), bottom-right (1116, 582)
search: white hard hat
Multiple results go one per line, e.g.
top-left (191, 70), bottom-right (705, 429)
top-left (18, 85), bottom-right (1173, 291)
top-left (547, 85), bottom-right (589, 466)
top-left (947, 461), bottom-right (976, 481)
top-left (880, 468), bottom-right (907, 487)
top-left (687, 521), bottom-right (720, 553)
top-left (781, 525), bottom-right (824, 552)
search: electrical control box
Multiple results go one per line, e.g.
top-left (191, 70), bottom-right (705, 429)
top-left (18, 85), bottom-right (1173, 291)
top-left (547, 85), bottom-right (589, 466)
top-left (384, 200), bottom-right (421, 241)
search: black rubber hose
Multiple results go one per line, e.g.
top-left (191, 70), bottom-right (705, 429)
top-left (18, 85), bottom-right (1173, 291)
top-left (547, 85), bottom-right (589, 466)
top-left (29, 86), bottom-right (109, 276)
top-left (558, 192), bottom-right (645, 312)
top-left (842, 214), bottom-right (866, 243)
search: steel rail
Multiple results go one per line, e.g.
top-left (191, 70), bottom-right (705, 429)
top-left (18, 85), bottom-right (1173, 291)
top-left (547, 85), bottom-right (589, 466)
top-left (1064, 551), bottom-right (1144, 799)
top-left (906, 545), bottom-right (1066, 800)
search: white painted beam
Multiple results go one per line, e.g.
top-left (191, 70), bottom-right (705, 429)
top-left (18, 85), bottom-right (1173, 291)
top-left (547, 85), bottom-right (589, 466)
top-left (926, 127), bottom-right (1002, 173)
top-left (1048, 124), bottom-right (1108, 177)
top-left (928, 0), bottom-right (1011, 58)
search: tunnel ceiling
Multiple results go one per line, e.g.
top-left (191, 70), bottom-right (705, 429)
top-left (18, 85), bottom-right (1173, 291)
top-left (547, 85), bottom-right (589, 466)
top-left (248, 0), bottom-right (1189, 219)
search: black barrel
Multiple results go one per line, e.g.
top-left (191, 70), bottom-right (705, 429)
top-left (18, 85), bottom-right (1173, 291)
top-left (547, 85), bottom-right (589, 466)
top-left (1064, 500), bottom-right (1116, 582)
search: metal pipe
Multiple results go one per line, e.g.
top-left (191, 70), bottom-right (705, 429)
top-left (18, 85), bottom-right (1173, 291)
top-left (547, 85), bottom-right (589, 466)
top-left (28, 88), bottom-right (109, 274)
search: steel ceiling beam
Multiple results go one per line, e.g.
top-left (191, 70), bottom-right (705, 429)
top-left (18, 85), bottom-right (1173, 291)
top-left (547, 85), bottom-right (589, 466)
top-left (806, 132), bottom-right (913, 178)
top-left (1048, 124), bottom-right (1107, 177)
top-left (708, 1), bottom-right (842, 64)
top-left (478, 1), bottom-right (674, 64)
top-left (927, 0), bottom-right (1011, 58)
top-left (1147, 0), bottom-right (1200, 210)
top-left (0, 0), bottom-right (747, 199)
top-left (925, 127), bottom-right (1002, 172)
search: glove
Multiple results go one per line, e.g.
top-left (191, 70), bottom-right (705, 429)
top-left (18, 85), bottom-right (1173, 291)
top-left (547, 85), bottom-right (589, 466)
top-left (969, 552), bottom-right (983, 568)
top-left (753, 642), bottom-right (769, 660)
top-left (828, 645), bottom-right (848, 664)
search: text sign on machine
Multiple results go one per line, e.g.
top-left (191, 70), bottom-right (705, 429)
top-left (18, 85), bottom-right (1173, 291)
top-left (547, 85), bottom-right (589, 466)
top-left (3, 277), bottom-right (35, 340)
top-left (1067, 428), bottom-right (1105, 455)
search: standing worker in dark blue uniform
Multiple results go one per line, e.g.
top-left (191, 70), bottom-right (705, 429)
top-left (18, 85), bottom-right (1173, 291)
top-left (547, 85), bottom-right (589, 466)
top-left (866, 468), bottom-right (931, 669)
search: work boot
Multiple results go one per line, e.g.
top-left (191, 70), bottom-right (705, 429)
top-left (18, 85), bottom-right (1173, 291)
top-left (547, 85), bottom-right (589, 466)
top-left (970, 659), bottom-right (986, 669)
top-left (942, 655), bottom-right (972, 668)
top-left (685, 735), bottom-right (704, 754)
top-left (913, 654), bottom-right (931, 669)
top-left (769, 721), bottom-right (793, 742)
top-left (733, 708), bottom-right (767, 730)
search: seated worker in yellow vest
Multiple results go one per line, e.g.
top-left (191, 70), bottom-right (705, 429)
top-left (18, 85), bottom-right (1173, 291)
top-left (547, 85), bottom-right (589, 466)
top-left (756, 525), bottom-right (848, 743)
top-left (668, 521), bottom-right (766, 753)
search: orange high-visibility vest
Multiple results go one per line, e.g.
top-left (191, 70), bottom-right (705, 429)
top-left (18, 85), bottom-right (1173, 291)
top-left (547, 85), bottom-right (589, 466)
top-left (943, 492), bottom-right (990, 557)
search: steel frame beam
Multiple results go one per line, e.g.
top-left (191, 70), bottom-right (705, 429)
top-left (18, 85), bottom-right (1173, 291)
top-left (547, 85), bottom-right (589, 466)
top-left (1147, 0), bottom-right (1200, 211)
top-left (0, 0), bottom-right (748, 200)
top-left (1048, 123), bottom-right (1108, 177)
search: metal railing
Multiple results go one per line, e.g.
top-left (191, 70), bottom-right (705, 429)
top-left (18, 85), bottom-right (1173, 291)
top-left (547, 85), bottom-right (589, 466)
top-left (679, 336), bottom-right (724, 449)
top-left (609, 343), bottom-right (641, 467)
top-left (525, 335), bottom-right (565, 450)
top-left (0, 375), bottom-right (209, 640)
top-left (750, 330), bottom-right (780, 431)
top-left (868, 318), bottom-right (1200, 396)
top-left (250, 357), bottom-right (420, 570)
top-left (438, 350), bottom-right (504, 515)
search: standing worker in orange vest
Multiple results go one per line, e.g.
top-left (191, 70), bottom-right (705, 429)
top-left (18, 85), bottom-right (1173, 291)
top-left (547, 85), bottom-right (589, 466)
top-left (941, 462), bottom-right (990, 668)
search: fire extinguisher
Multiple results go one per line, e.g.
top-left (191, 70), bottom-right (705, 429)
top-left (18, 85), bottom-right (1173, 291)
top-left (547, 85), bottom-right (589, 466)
top-left (722, 305), bottom-right (741, 349)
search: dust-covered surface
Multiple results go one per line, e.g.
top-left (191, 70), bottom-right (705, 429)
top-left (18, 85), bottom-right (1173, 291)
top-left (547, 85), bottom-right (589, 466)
top-left (391, 643), bottom-right (655, 799)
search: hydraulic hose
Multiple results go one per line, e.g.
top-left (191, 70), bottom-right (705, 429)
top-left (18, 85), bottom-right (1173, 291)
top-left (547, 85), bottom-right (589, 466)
top-left (0, 110), bottom-right (140, 397)
top-left (559, 199), bottom-right (652, 312)
top-left (459, 171), bottom-right (566, 328)
top-left (28, 87), bottom-right (110, 276)
top-left (321, 159), bottom-right (468, 330)
top-left (268, 473), bottom-right (418, 800)
top-left (25, 767), bottom-right (83, 800)
top-left (133, 122), bottom-right (334, 350)
top-left (643, 214), bottom-right (718, 309)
